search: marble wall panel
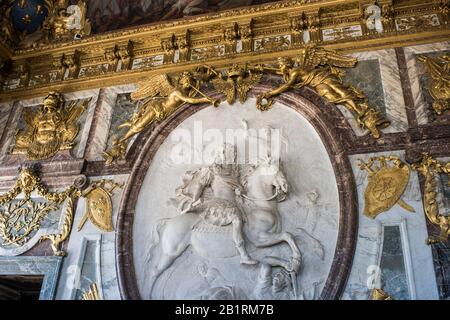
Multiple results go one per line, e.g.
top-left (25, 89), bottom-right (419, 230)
top-left (343, 151), bottom-right (439, 300)
top-left (56, 174), bottom-right (128, 300)
top-left (84, 85), bottom-right (137, 161)
top-left (403, 41), bottom-right (450, 125)
top-left (341, 49), bottom-right (409, 137)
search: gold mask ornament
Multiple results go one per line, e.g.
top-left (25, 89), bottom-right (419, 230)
top-left (12, 91), bottom-right (89, 160)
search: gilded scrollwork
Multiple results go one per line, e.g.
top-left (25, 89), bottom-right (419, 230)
top-left (359, 156), bottom-right (415, 219)
top-left (0, 167), bottom-right (80, 255)
top-left (413, 153), bottom-right (450, 245)
top-left (417, 53), bottom-right (450, 116)
top-left (256, 44), bottom-right (390, 139)
top-left (103, 71), bottom-right (220, 165)
top-left (11, 91), bottom-right (89, 160)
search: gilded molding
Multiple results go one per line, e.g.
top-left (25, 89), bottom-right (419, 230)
top-left (0, 0), bottom-right (448, 102)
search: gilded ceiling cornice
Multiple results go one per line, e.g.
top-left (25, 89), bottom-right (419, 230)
top-left (0, 0), bottom-right (448, 102)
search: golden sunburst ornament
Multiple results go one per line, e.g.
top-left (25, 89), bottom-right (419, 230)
top-left (359, 156), bottom-right (415, 219)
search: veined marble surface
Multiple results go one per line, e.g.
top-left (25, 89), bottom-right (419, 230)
top-left (85, 85), bottom-right (137, 161)
top-left (341, 49), bottom-right (409, 136)
top-left (404, 41), bottom-right (450, 125)
top-left (56, 174), bottom-right (128, 300)
top-left (343, 151), bottom-right (439, 300)
top-left (0, 101), bottom-right (14, 163)
top-left (133, 99), bottom-right (340, 300)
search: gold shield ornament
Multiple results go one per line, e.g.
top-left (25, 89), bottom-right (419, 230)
top-left (78, 180), bottom-right (123, 232)
top-left (359, 156), bottom-right (415, 219)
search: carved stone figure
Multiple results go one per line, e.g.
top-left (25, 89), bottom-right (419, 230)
top-left (145, 142), bottom-right (303, 299)
top-left (172, 143), bottom-right (257, 265)
top-left (252, 257), bottom-right (294, 300)
top-left (257, 44), bottom-right (390, 139)
top-left (12, 91), bottom-right (88, 160)
top-left (103, 72), bottom-right (220, 164)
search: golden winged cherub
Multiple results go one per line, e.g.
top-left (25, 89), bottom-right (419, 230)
top-left (12, 91), bottom-right (88, 160)
top-left (417, 54), bottom-right (450, 115)
top-left (257, 45), bottom-right (390, 139)
top-left (103, 72), bottom-right (220, 164)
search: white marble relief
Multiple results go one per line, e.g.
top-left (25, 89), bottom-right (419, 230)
top-left (403, 41), bottom-right (450, 125)
top-left (84, 85), bottom-right (137, 161)
top-left (341, 49), bottom-right (408, 136)
top-left (322, 25), bottom-right (363, 42)
top-left (56, 174), bottom-right (128, 300)
top-left (343, 151), bottom-right (439, 300)
top-left (133, 99), bottom-right (339, 300)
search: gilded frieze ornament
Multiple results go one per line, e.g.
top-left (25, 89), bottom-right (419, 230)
top-left (0, 167), bottom-right (80, 255)
top-left (103, 72), bottom-right (220, 165)
top-left (257, 45), bottom-right (390, 139)
top-left (413, 153), bottom-right (450, 245)
top-left (206, 64), bottom-right (262, 105)
top-left (11, 91), bottom-right (89, 160)
top-left (359, 156), bottom-right (415, 219)
top-left (417, 53), bottom-right (450, 115)
top-left (78, 180), bottom-right (123, 232)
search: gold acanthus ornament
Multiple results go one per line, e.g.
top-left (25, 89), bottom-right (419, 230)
top-left (0, 167), bottom-right (80, 255)
top-left (359, 156), bottom-right (415, 219)
top-left (103, 71), bottom-right (220, 165)
top-left (43, 0), bottom-right (91, 41)
top-left (256, 44), bottom-right (390, 139)
top-left (11, 91), bottom-right (89, 160)
top-left (78, 180), bottom-right (123, 232)
top-left (412, 153), bottom-right (450, 245)
top-left (417, 53), bottom-right (450, 116)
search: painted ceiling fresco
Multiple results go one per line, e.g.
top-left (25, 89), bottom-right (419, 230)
top-left (84, 0), bottom-right (280, 34)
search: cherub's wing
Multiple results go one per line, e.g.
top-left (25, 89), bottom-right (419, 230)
top-left (130, 74), bottom-right (174, 101)
top-left (65, 99), bottom-right (88, 126)
top-left (44, 0), bottom-right (57, 15)
top-left (78, 0), bottom-right (92, 35)
top-left (237, 72), bottom-right (262, 103)
top-left (211, 77), bottom-right (235, 104)
top-left (304, 45), bottom-right (357, 69)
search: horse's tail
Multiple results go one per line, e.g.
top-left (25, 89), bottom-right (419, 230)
top-left (295, 228), bottom-right (325, 261)
top-left (145, 219), bottom-right (169, 265)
